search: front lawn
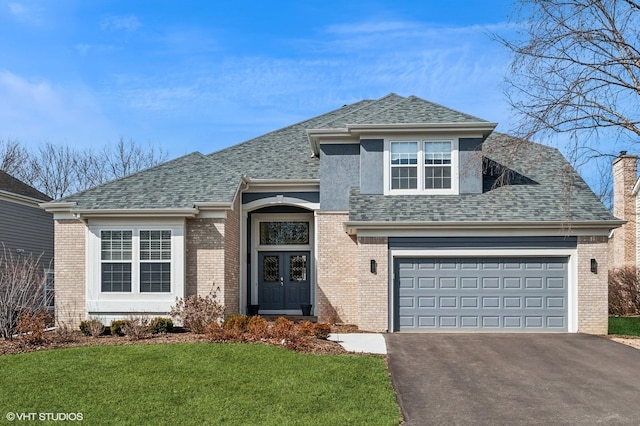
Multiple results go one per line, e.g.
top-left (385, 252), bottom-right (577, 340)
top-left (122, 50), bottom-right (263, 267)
top-left (609, 316), bottom-right (640, 337)
top-left (0, 343), bottom-right (400, 425)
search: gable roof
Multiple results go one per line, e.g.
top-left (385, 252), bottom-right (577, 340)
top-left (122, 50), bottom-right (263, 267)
top-left (45, 93), bottom-right (615, 227)
top-left (0, 170), bottom-right (51, 201)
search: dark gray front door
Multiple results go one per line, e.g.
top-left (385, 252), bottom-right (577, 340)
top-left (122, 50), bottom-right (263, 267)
top-left (394, 257), bottom-right (569, 332)
top-left (258, 252), bottom-right (310, 310)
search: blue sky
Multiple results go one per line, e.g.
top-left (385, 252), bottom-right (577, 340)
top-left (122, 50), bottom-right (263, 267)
top-left (0, 0), bottom-right (515, 158)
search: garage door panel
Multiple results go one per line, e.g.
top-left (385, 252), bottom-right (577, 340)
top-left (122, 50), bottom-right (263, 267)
top-left (396, 257), bottom-right (568, 332)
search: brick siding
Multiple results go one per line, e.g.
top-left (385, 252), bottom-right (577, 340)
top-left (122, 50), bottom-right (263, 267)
top-left (316, 212), bottom-right (359, 325)
top-left (185, 218), bottom-right (225, 299)
top-left (54, 219), bottom-right (86, 328)
top-left (577, 235), bottom-right (609, 334)
top-left (224, 197), bottom-right (240, 314)
top-left (357, 236), bottom-right (389, 332)
top-left (611, 155), bottom-right (637, 267)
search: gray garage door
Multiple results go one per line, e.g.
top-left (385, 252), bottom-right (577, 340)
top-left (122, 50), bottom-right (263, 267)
top-left (394, 257), bottom-right (568, 332)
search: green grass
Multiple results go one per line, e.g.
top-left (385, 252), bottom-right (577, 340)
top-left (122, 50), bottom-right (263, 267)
top-left (0, 343), bottom-right (401, 425)
top-left (609, 316), bottom-right (640, 336)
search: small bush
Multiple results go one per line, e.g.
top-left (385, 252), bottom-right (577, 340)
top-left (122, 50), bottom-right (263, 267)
top-left (149, 317), bottom-right (173, 334)
top-left (297, 321), bottom-right (316, 337)
top-left (79, 319), bottom-right (104, 337)
top-left (246, 315), bottom-right (270, 339)
top-left (170, 292), bottom-right (225, 334)
top-left (16, 311), bottom-right (48, 344)
top-left (272, 317), bottom-right (295, 340)
top-left (121, 317), bottom-right (150, 340)
top-left (110, 320), bottom-right (128, 336)
top-left (223, 314), bottom-right (249, 331)
top-left (205, 322), bottom-right (226, 341)
top-left (609, 266), bottom-right (640, 316)
top-left (313, 323), bottom-right (331, 340)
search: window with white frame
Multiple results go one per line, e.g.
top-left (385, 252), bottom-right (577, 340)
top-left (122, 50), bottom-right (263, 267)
top-left (389, 140), bottom-right (454, 192)
top-left (139, 230), bottom-right (171, 293)
top-left (424, 141), bottom-right (452, 189)
top-left (100, 229), bottom-right (172, 293)
top-left (101, 230), bottom-right (132, 292)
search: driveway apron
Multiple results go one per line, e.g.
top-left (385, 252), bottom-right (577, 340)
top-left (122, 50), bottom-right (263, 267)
top-left (385, 334), bottom-right (640, 425)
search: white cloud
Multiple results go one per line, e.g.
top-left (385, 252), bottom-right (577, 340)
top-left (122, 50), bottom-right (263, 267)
top-left (100, 14), bottom-right (141, 32)
top-left (0, 71), bottom-right (116, 147)
top-left (7, 2), bottom-right (44, 25)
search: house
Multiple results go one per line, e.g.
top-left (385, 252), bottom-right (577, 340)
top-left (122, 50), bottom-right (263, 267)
top-left (0, 170), bottom-right (54, 309)
top-left (41, 94), bottom-right (620, 333)
top-left (611, 152), bottom-right (639, 268)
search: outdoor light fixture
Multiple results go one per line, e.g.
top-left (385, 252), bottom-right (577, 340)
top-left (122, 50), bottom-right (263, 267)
top-left (590, 258), bottom-right (598, 274)
top-left (370, 259), bottom-right (377, 274)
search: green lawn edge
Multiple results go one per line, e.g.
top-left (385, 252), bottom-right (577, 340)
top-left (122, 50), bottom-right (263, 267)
top-left (0, 342), bottom-right (401, 425)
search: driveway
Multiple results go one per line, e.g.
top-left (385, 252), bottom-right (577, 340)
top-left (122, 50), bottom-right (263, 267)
top-left (385, 334), bottom-right (640, 425)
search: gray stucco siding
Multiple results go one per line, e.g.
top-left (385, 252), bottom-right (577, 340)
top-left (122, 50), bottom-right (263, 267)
top-left (320, 144), bottom-right (360, 211)
top-left (360, 139), bottom-right (384, 195)
top-left (0, 198), bottom-right (54, 269)
top-left (459, 138), bottom-right (483, 194)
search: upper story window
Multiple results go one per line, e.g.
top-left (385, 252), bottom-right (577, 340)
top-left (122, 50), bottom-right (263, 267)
top-left (386, 139), bottom-right (457, 194)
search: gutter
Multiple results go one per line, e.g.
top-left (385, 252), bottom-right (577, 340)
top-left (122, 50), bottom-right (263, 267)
top-left (343, 219), bottom-right (626, 235)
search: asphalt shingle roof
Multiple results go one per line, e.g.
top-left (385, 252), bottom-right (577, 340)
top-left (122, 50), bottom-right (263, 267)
top-left (54, 94), bottom-right (614, 224)
top-left (0, 170), bottom-right (51, 201)
top-left (349, 133), bottom-right (616, 223)
top-left (61, 153), bottom-right (239, 209)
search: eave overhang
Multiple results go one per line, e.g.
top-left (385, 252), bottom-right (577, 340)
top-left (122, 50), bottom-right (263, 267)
top-left (307, 122), bottom-right (498, 156)
top-left (40, 201), bottom-right (234, 219)
top-left (343, 219), bottom-right (625, 236)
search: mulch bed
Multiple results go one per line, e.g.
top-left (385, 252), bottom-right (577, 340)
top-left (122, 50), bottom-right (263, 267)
top-left (1, 325), bottom-right (356, 356)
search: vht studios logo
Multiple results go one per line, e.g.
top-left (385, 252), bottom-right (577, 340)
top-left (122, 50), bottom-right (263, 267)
top-left (6, 412), bottom-right (83, 421)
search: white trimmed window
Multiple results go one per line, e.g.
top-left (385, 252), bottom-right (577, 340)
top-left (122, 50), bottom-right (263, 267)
top-left (99, 229), bottom-right (172, 293)
top-left (387, 139), bottom-right (457, 194)
top-left (101, 230), bottom-right (132, 292)
top-left (139, 230), bottom-right (171, 293)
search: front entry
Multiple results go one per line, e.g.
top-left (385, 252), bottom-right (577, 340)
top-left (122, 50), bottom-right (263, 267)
top-left (258, 252), bottom-right (311, 310)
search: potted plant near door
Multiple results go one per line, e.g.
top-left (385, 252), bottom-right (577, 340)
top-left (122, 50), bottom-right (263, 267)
top-left (300, 304), bottom-right (312, 316)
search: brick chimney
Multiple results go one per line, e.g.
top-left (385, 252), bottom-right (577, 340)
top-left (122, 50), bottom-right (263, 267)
top-left (612, 151), bottom-right (638, 267)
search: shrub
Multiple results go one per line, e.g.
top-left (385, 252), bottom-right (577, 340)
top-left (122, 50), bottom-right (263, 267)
top-left (223, 314), bottom-right (249, 331)
top-left (272, 317), bottom-right (295, 340)
top-left (110, 320), bottom-right (128, 336)
top-left (205, 322), bottom-right (226, 341)
top-left (313, 323), bottom-right (331, 340)
top-left (246, 315), bottom-right (270, 339)
top-left (170, 292), bottom-right (225, 334)
top-left (121, 316), bottom-right (150, 340)
top-left (0, 244), bottom-right (49, 340)
top-left (16, 311), bottom-right (48, 344)
top-left (79, 319), bottom-right (104, 337)
top-left (149, 317), bottom-right (174, 334)
top-left (609, 266), bottom-right (640, 316)
top-left (297, 321), bottom-right (316, 337)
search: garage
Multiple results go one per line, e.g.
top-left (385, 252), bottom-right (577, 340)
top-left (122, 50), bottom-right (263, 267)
top-left (393, 257), bottom-right (569, 332)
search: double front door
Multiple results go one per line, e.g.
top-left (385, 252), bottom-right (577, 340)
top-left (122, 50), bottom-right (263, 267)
top-left (258, 251), bottom-right (310, 310)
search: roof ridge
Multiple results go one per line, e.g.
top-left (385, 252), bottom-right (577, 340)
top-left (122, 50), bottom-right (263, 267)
top-left (58, 151), bottom-right (209, 202)
top-left (349, 93), bottom-right (412, 124)
top-left (313, 93), bottom-right (405, 128)
top-left (207, 99), bottom-right (372, 158)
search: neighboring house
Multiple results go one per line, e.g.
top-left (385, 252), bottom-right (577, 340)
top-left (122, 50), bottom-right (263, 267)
top-left (42, 94), bottom-right (621, 334)
top-left (611, 152), bottom-right (639, 268)
top-left (0, 171), bottom-right (54, 309)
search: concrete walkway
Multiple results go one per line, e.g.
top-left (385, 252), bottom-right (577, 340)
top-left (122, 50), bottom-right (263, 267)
top-left (328, 333), bottom-right (387, 354)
